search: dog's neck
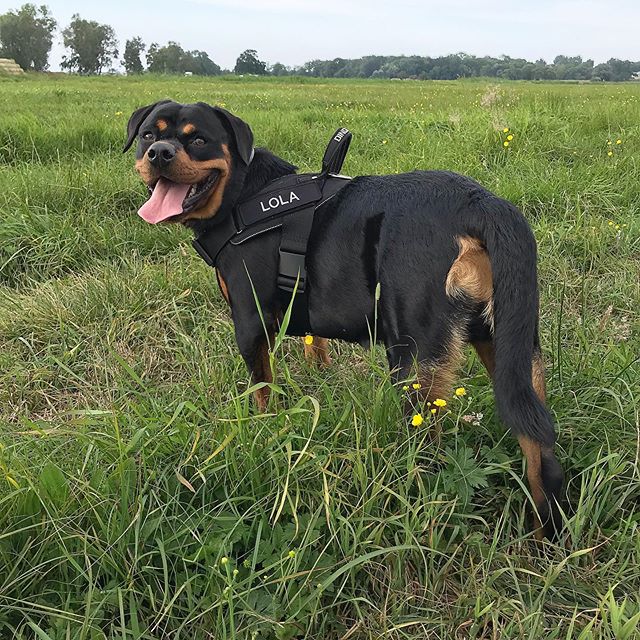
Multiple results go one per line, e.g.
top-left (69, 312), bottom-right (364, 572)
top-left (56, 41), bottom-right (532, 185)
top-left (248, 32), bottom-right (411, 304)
top-left (186, 148), bottom-right (297, 235)
top-left (241, 148), bottom-right (298, 198)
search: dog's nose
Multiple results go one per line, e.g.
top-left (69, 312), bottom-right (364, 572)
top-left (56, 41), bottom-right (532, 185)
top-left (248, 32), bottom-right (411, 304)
top-left (147, 141), bottom-right (176, 168)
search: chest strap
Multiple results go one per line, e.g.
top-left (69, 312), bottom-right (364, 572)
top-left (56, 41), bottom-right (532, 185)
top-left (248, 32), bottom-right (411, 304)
top-left (192, 128), bottom-right (352, 336)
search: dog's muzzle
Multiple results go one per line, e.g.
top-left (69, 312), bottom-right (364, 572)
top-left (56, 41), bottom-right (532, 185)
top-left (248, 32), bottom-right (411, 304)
top-left (147, 141), bottom-right (176, 168)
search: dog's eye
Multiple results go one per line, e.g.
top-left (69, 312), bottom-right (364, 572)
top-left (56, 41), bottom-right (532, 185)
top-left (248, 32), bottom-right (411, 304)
top-left (142, 132), bottom-right (154, 141)
top-left (192, 137), bottom-right (206, 146)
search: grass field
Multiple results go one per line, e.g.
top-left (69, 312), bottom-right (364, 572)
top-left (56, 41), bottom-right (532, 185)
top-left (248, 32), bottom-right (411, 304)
top-left (0, 74), bottom-right (639, 639)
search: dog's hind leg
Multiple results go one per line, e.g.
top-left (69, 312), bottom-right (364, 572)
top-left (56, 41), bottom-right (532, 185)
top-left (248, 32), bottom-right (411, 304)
top-left (387, 320), bottom-right (466, 422)
top-left (410, 327), bottom-right (466, 412)
top-left (472, 338), bottom-right (563, 540)
top-left (303, 336), bottom-right (332, 366)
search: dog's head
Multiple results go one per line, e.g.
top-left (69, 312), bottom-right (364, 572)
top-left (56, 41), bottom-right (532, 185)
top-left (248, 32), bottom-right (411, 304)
top-left (124, 100), bottom-right (253, 224)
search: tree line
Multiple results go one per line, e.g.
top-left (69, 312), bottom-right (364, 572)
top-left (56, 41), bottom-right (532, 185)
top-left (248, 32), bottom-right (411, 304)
top-left (1, 3), bottom-right (639, 81)
top-left (295, 54), bottom-right (640, 82)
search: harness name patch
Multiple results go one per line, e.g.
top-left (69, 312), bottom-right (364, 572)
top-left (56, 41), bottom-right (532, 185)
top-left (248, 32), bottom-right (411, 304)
top-left (237, 179), bottom-right (322, 227)
top-left (260, 191), bottom-right (300, 213)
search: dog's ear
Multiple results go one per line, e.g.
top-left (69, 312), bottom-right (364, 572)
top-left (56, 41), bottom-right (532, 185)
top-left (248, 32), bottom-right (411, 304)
top-left (123, 100), bottom-right (171, 153)
top-left (212, 106), bottom-right (254, 165)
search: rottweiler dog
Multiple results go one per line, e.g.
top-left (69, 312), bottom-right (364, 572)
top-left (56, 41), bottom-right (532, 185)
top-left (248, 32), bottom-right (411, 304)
top-left (124, 100), bottom-right (564, 539)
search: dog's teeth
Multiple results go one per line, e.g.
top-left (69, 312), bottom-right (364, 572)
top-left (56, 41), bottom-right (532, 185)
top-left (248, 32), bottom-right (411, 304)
top-left (189, 185), bottom-right (196, 197)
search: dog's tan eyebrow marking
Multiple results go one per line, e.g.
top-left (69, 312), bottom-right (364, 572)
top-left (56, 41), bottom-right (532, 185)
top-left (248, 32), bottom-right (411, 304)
top-left (182, 123), bottom-right (196, 135)
top-left (156, 119), bottom-right (168, 132)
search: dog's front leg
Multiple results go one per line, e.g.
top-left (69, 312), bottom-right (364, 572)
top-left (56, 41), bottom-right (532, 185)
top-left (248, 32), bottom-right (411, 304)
top-left (237, 326), bottom-right (276, 412)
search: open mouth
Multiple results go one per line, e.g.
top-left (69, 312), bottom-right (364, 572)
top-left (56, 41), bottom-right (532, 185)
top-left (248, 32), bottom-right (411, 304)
top-left (138, 170), bottom-right (220, 224)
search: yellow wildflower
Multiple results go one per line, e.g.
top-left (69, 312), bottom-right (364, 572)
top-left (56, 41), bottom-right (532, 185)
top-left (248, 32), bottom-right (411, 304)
top-left (411, 413), bottom-right (424, 427)
top-left (607, 140), bottom-right (612, 145)
top-left (615, 225), bottom-right (620, 230)
top-left (608, 221), bottom-right (614, 225)
top-left (455, 387), bottom-right (466, 397)
top-left (608, 151), bottom-right (613, 157)
top-left (433, 398), bottom-right (447, 408)
top-left (288, 550), bottom-right (296, 558)
top-left (430, 408), bottom-right (437, 414)
top-left (503, 141), bottom-right (509, 147)
top-left (503, 127), bottom-right (509, 133)
top-left (507, 134), bottom-right (514, 141)
top-left (115, 111), bottom-right (123, 116)
top-left (220, 557), bottom-right (229, 566)
top-left (382, 139), bottom-right (388, 145)
top-left (616, 139), bottom-right (622, 144)
top-left (412, 383), bottom-right (421, 390)
top-left (304, 335), bottom-right (313, 345)
top-left (402, 385), bottom-right (409, 391)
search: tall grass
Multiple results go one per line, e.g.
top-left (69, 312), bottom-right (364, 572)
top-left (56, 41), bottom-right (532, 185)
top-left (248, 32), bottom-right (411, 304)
top-left (0, 75), bottom-right (639, 639)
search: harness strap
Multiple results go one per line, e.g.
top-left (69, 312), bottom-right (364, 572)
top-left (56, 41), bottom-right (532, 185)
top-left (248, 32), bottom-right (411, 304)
top-left (322, 128), bottom-right (352, 176)
top-left (276, 128), bottom-right (351, 334)
top-left (191, 211), bottom-right (238, 267)
top-left (276, 204), bottom-right (316, 334)
top-left (191, 127), bottom-right (353, 337)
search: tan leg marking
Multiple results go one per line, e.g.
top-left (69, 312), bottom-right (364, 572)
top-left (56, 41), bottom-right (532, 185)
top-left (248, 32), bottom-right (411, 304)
top-left (253, 332), bottom-right (274, 412)
top-left (532, 352), bottom-right (547, 402)
top-left (216, 271), bottom-right (230, 305)
top-left (518, 436), bottom-right (546, 539)
top-left (472, 340), bottom-right (496, 379)
top-left (416, 328), bottom-right (465, 414)
top-left (303, 337), bottom-right (332, 366)
top-left (446, 236), bottom-right (494, 330)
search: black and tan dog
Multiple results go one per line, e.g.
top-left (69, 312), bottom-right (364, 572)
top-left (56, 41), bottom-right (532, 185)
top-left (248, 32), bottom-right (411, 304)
top-left (124, 100), bottom-right (564, 539)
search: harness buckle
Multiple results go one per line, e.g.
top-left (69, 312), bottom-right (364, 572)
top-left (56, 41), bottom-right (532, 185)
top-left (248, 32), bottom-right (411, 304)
top-left (278, 250), bottom-right (306, 293)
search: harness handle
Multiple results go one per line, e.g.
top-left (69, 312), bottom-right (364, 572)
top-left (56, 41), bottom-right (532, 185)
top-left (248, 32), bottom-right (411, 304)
top-left (321, 127), bottom-right (351, 176)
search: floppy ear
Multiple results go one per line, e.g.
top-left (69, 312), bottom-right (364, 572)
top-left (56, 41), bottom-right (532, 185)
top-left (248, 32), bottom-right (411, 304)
top-left (123, 100), bottom-right (171, 152)
top-left (213, 106), bottom-right (254, 165)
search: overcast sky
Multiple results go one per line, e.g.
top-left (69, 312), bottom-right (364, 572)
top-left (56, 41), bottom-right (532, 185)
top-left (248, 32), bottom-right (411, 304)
top-left (1, 0), bottom-right (638, 70)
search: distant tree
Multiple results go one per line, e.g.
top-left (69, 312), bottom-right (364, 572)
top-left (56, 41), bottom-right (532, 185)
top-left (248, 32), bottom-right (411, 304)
top-left (606, 58), bottom-right (634, 81)
top-left (147, 41), bottom-right (185, 74)
top-left (269, 61), bottom-right (289, 76)
top-left (553, 54), bottom-right (583, 66)
top-left (123, 36), bottom-right (145, 74)
top-left (0, 3), bottom-right (56, 71)
top-left (147, 42), bottom-right (220, 75)
top-left (532, 59), bottom-right (554, 80)
top-left (360, 55), bottom-right (385, 77)
top-left (61, 14), bottom-right (118, 74)
top-left (592, 63), bottom-right (612, 82)
top-left (187, 50), bottom-right (221, 75)
top-left (234, 49), bottom-right (267, 75)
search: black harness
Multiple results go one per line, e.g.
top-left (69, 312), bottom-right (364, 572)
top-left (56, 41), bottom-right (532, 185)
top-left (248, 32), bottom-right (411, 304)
top-left (192, 128), bottom-right (353, 335)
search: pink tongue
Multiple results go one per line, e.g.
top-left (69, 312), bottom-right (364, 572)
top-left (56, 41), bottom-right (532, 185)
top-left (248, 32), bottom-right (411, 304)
top-left (138, 178), bottom-right (191, 224)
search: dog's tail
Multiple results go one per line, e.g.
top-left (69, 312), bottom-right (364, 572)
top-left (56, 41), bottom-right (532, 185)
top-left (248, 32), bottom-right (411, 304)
top-left (467, 194), bottom-right (563, 536)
